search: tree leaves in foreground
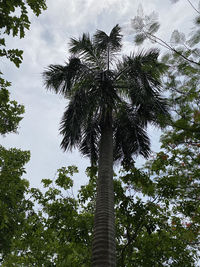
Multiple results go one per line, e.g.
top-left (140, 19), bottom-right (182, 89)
top-left (0, 2), bottom-right (46, 254)
top-left (0, 146), bottom-right (30, 262)
top-left (0, 0), bottom-right (47, 136)
top-left (0, 165), bottom-right (199, 266)
top-left (0, 0), bottom-right (47, 68)
top-left (0, 77), bottom-right (24, 135)
top-left (131, 7), bottom-right (200, 265)
top-left (141, 34), bottom-right (200, 266)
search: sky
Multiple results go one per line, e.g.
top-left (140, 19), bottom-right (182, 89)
top-left (0, 0), bottom-right (197, 192)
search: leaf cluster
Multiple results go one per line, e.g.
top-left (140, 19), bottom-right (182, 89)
top-left (0, 146), bottom-right (30, 260)
top-left (0, 0), bottom-right (47, 68)
top-left (0, 77), bottom-right (24, 135)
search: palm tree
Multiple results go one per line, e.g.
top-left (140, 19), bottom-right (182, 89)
top-left (43, 25), bottom-right (169, 267)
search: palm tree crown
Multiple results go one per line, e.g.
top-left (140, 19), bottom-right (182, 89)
top-left (43, 24), bottom-right (169, 166)
top-left (43, 24), bottom-right (170, 266)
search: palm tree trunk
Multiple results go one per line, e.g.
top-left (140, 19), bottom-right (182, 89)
top-left (92, 114), bottom-right (116, 267)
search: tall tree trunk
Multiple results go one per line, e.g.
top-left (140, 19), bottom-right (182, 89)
top-left (92, 114), bottom-right (116, 267)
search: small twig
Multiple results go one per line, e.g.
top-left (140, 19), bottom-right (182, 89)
top-left (187, 0), bottom-right (200, 15)
top-left (145, 31), bottom-right (200, 67)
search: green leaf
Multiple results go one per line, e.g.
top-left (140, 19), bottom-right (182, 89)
top-left (41, 179), bottom-right (52, 187)
top-left (134, 33), bottom-right (146, 45)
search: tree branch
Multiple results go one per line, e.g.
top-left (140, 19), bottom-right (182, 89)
top-left (187, 0), bottom-right (200, 15)
top-left (145, 31), bottom-right (200, 67)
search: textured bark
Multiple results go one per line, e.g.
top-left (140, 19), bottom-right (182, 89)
top-left (92, 115), bottom-right (116, 267)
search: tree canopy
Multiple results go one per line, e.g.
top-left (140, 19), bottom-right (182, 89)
top-left (0, 0), bottom-right (46, 261)
top-left (43, 25), bottom-right (169, 166)
top-left (0, 0), bottom-right (47, 135)
top-left (0, 0), bottom-right (47, 67)
top-left (1, 164), bottom-right (199, 266)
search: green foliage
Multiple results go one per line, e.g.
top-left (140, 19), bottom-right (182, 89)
top-left (157, 48), bottom-right (200, 219)
top-left (0, 77), bottom-right (25, 135)
top-left (134, 33), bottom-right (146, 45)
top-left (137, 13), bottom-right (200, 264)
top-left (0, 74), bottom-right (28, 261)
top-left (1, 164), bottom-right (199, 266)
top-left (0, 48), bottom-right (23, 68)
top-left (1, 166), bottom-right (92, 266)
top-left (0, 0), bottom-right (46, 136)
top-left (55, 166), bottom-right (77, 190)
top-left (0, 77), bottom-right (28, 260)
top-left (0, 0), bottom-right (47, 67)
top-left (0, 2), bottom-right (44, 250)
top-left (0, 145), bottom-right (30, 260)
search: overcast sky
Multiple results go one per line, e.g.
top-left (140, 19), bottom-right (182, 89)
top-left (0, 0), bottom-right (197, 191)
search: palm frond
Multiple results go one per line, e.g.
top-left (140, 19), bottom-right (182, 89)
top-left (43, 64), bottom-right (67, 94)
top-left (94, 30), bottom-right (109, 51)
top-left (60, 89), bottom-right (89, 151)
top-left (79, 118), bottom-right (100, 165)
top-left (115, 49), bottom-right (170, 127)
top-left (43, 57), bottom-right (82, 97)
top-left (69, 33), bottom-right (91, 54)
top-left (69, 33), bottom-right (103, 68)
top-left (94, 24), bottom-right (122, 53)
top-left (113, 103), bottom-right (150, 164)
top-left (136, 94), bottom-right (170, 127)
top-left (109, 24), bottom-right (122, 52)
top-left (59, 84), bottom-right (100, 153)
top-left (116, 49), bottom-right (166, 83)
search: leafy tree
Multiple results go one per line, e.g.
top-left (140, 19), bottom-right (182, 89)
top-left (115, 167), bottom-right (199, 267)
top-left (0, 146), bottom-right (30, 262)
top-left (0, 0), bottom-right (47, 68)
top-left (0, 80), bottom-right (29, 261)
top-left (0, 3), bottom-right (47, 255)
top-left (0, 0), bottom-right (47, 135)
top-left (1, 166), bottom-right (92, 267)
top-left (129, 3), bottom-right (200, 264)
top-left (0, 77), bottom-right (24, 135)
top-left (43, 25), bottom-right (170, 265)
top-left (1, 165), bottom-right (198, 266)
top-left (141, 30), bottom-right (200, 263)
